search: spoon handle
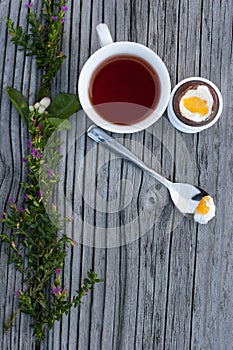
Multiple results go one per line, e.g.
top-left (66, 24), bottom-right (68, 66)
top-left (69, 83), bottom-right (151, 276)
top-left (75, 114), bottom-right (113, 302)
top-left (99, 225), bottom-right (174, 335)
top-left (87, 125), bottom-right (172, 189)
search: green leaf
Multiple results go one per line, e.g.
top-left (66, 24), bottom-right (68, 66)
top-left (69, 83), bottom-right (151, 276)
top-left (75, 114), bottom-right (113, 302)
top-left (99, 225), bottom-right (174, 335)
top-left (0, 234), bottom-right (10, 242)
top-left (48, 93), bottom-right (80, 119)
top-left (37, 86), bottom-right (51, 101)
top-left (5, 17), bottom-right (14, 32)
top-left (37, 298), bottom-right (46, 309)
top-left (48, 118), bottom-right (72, 131)
top-left (6, 87), bottom-right (29, 124)
top-left (16, 26), bottom-right (22, 36)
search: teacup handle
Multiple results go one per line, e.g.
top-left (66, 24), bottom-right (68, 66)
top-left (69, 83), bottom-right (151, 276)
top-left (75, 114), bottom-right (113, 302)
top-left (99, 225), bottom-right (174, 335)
top-left (96, 23), bottom-right (113, 47)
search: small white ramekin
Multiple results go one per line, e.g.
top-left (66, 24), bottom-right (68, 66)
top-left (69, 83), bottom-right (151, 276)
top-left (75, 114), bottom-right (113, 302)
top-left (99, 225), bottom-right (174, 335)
top-left (167, 77), bottom-right (223, 133)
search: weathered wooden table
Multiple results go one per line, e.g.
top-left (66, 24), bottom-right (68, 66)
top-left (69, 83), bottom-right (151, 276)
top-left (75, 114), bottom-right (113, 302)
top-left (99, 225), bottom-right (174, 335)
top-left (0, 0), bottom-right (232, 349)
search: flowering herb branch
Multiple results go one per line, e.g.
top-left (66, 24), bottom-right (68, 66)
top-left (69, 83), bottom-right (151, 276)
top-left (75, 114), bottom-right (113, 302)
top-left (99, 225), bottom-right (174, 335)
top-left (1, 1), bottom-right (102, 347)
top-left (5, 0), bottom-right (68, 95)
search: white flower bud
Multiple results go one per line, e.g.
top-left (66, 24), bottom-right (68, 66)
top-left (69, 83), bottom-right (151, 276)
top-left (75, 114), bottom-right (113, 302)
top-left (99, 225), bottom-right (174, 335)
top-left (29, 105), bottom-right (34, 112)
top-left (34, 102), bottom-right (40, 109)
top-left (38, 104), bottom-right (46, 114)
top-left (39, 97), bottom-right (51, 109)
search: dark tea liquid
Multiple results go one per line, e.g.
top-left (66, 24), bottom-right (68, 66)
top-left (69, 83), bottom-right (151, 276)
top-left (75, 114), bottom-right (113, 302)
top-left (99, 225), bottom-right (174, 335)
top-left (89, 55), bottom-right (161, 125)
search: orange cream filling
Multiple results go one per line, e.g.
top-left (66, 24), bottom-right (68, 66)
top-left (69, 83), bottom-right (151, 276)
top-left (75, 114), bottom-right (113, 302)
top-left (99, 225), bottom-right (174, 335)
top-left (183, 96), bottom-right (208, 116)
top-left (195, 196), bottom-right (211, 215)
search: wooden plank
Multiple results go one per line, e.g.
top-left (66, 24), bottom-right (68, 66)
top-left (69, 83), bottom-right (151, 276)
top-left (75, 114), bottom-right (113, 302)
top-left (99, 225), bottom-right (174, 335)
top-left (191, 1), bottom-right (233, 349)
top-left (0, 0), bottom-right (232, 349)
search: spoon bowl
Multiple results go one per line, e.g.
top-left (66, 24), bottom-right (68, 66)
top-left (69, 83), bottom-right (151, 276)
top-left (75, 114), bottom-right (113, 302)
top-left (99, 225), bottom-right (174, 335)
top-left (168, 183), bottom-right (208, 219)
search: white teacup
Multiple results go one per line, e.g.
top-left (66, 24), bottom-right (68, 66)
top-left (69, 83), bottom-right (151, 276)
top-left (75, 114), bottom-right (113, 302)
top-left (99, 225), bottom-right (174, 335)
top-left (78, 23), bottom-right (171, 133)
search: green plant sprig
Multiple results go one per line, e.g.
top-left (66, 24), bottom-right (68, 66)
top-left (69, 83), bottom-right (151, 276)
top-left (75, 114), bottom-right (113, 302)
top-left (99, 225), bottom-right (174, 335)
top-left (1, 1), bottom-right (102, 347)
top-left (0, 94), bottom-right (102, 344)
top-left (5, 0), bottom-right (68, 94)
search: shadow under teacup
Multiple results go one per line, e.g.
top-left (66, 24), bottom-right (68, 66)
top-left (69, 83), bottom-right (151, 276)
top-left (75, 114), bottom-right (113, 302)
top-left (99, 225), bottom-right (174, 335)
top-left (78, 23), bottom-right (171, 133)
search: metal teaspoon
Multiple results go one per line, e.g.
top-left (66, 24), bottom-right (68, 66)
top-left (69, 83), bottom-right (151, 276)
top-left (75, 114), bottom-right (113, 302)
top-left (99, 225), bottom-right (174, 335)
top-left (87, 125), bottom-right (208, 220)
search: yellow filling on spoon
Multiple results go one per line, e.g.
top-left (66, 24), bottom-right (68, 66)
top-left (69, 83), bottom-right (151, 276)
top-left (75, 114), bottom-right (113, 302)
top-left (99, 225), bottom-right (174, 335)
top-left (195, 196), bottom-right (211, 215)
top-left (194, 195), bottom-right (215, 224)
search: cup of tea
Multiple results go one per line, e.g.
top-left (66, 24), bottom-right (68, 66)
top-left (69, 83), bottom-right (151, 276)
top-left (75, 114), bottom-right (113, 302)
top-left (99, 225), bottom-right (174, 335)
top-left (78, 23), bottom-right (171, 133)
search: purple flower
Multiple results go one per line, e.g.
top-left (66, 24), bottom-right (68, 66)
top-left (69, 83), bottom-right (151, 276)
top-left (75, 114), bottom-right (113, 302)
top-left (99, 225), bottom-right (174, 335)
top-left (55, 268), bottom-right (62, 275)
top-left (0, 214), bottom-right (4, 219)
top-left (25, 2), bottom-right (33, 9)
top-left (31, 148), bottom-right (42, 159)
top-left (18, 207), bottom-right (23, 213)
top-left (52, 285), bottom-right (62, 296)
top-left (38, 190), bottom-right (43, 197)
top-left (61, 6), bottom-right (68, 11)
top-left (61, 18), bottom-right (66, 24)
top-left (8, 197), bottom-right (13, 203)
top-left (45, 163), bottom-right (49, 169)
top-left (13, 289), bottom-right (22, 297)
top-left (70, 239), bottom-right (77, 246)
top-left (48, 168), bottom-right (53, 178)
top-left (26, 139), bottom-right (32, 147)
top-left (24, 194), bottom-right (29, 200)
top-left (24, 237), bottom-right (28, 241)
top-left (22, 157), bottom-right (28, 163)
top-left (51, 16), bottom-right (58, 21)
top-left (36, 123), bottom-right (42, 132)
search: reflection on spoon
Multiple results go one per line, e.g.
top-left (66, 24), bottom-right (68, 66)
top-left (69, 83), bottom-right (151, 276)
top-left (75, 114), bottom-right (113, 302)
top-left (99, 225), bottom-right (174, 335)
top-left (87, 125), bottom-right (215, 223)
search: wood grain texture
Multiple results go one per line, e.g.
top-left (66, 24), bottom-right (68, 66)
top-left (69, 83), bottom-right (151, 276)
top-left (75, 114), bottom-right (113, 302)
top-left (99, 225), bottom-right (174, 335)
top-left (0, 0), bottom-right (233, 349)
